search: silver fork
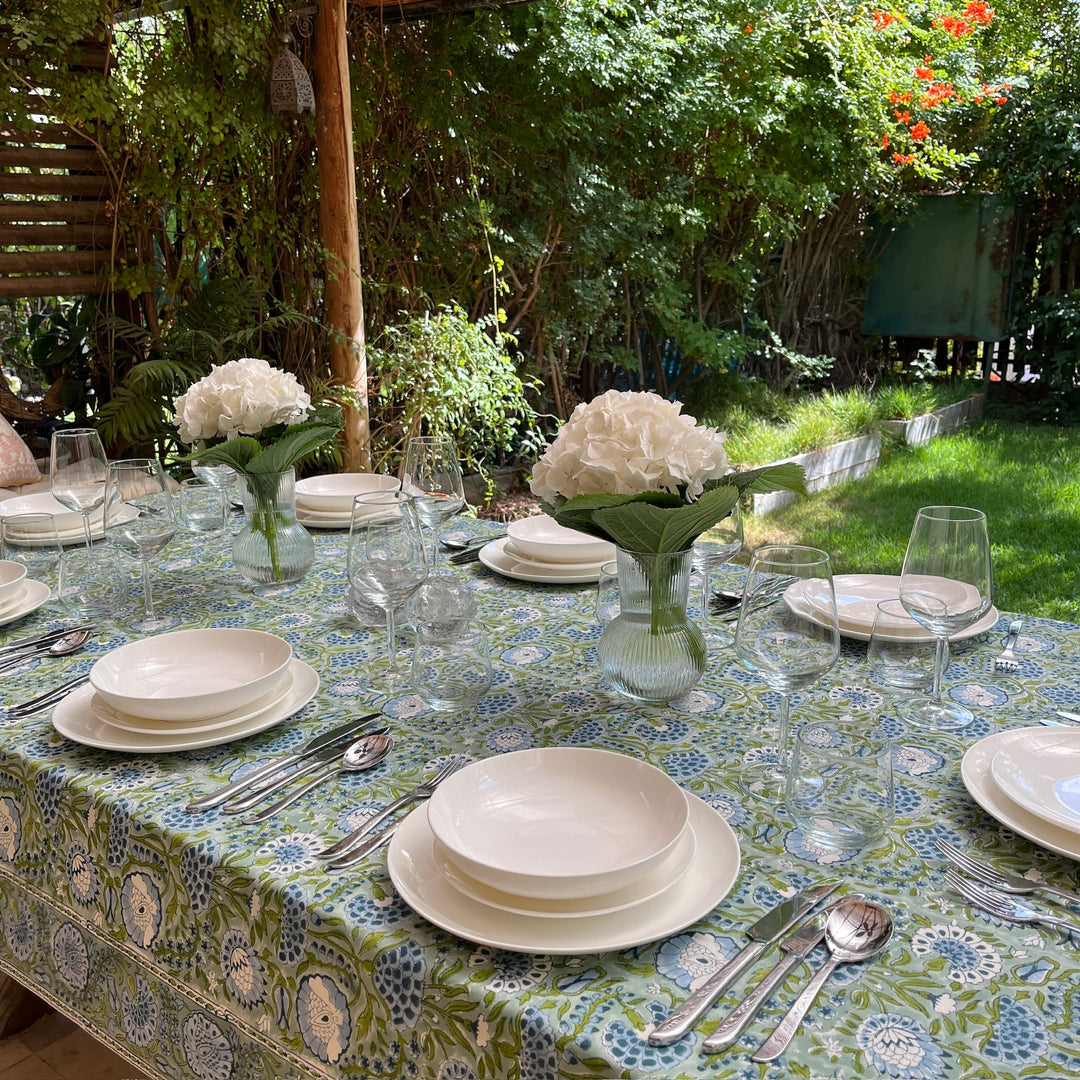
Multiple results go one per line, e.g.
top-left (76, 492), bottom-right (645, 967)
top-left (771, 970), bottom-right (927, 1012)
top-left (992, 618), bottom-right (1023, 672)
top-left (318, 756), bottom-right (468, 863)
top-left (937, 839), bottom-right (1080, 908)
top-left (945, 869), bottom-right (1080, 936)
top-left (2, 673), bottom-right (91, 719)
top-left (448, 535), bottom-right (506, 565)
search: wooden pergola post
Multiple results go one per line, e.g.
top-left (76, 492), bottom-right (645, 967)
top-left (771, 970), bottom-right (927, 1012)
top-left (313, 0), bottom-right (370, 469)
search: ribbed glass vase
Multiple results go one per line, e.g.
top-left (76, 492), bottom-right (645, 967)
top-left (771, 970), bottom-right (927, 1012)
top-left (597, 547), bottom-right (706, 704)
top-left (232, 468), bottom-right (315, 585)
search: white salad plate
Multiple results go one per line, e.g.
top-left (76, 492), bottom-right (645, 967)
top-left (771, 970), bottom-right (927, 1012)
top-left (786, 573), bottom-right (999, 643)
top-left (0, 580), bottom-right (51, 628)
top-left (990, 729), bottom-right (1080, 833)
top-left (52, 660), bottom-right (319, 752)
top-left (960, 727), bottom-right (1080, 862)
top-left (427, 747), bottom-right (689, 899)
top-left (387, 791), bottom-right (740, 954)
top-left (90, 667), bottom-right (300, 736)
top-left (478, 538), bottom-right (607, 584)
top-left (432, 816), bottom-right (697, 919)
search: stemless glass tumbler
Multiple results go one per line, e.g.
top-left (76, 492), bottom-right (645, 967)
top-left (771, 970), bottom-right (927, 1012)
top-left (693, 501), bottom-right (743, 651)
top-left (348, 490), bottom-right (429, 690)
top-left (734, 545), bottom-right (840, 800)
top-left (899, 505), bottom-right (992, 731)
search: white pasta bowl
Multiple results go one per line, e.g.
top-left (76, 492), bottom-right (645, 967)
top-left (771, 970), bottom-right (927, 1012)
top-left (426, 747), bottom-right (689, 899)
top-left (295, 473), bottom-right (399, 512)
top-left (505, 516), bottom-right (615, 565)
top-left (89, 628), bottom-right (293, 721)
top-left (0, 560), bottom-right (27, 604)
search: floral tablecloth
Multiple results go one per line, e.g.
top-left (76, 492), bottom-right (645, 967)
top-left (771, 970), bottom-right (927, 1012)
top-left (0, 525), bottom-right (1078, 1080)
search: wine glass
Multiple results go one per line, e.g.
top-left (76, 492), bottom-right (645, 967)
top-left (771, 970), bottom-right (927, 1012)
top-left (899, 505), bottom-right (992, 731)
top-left (401, 436), bottom-right (465, 572)
top-left (734, 545), bottom-right (840, 800)
top-left (693, 501), bottom-right (743, 651)
top-left (50, 428), bottom-right (109, 548)
top-left (348, 490), bottom-right (429, 690)
top-left (103, 459), bottom-right (178, 629)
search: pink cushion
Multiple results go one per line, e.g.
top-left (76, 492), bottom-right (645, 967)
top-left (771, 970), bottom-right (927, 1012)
top-left (0, 416), bottom-right (42, 486)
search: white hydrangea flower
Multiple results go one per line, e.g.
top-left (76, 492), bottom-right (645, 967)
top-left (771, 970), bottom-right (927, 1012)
top-left (173, 356), bottom-right (312, 443)
top-left (530, 389), bottom-right (729, 503)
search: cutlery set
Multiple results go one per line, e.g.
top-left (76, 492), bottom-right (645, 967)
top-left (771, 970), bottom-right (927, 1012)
top-left (649, 884), bottom-right (895, 1057)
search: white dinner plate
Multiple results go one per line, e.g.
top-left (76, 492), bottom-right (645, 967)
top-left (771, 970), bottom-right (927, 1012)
top-left (296, 511), bottom-right (351, 530)
top-left (52, 660), bottom-right (319, 752)
top-left (387, 791), bottom-right (740, 954)
top-left (477, 538), bottom-right (607, 584)
top-left (990, 730), bottom-right (1080, 833)
top-left (786, 574), bottom-right (999, 643)
top-left (960, 727), bottom-right (1080, 862)
top-left (432, 816), bottom-right (697, 919)
top-left (0, 579), bottom-right (51, 628)
top-left (90, 667), bottom-right (298, 735)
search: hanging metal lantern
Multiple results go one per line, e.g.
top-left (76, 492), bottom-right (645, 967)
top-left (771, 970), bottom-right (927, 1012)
top-left (269, 33), bottom-right (315, 116)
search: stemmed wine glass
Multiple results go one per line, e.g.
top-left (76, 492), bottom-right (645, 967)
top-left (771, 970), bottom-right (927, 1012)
top-left (899, 505), bottom-right (992, 731)
top-left (693, 501), bottom-right (743, 650)
top-left (348, 490), bottom-right (429, 690)
top-left (734, 545), bottom-right (840, 800)
top-left (402, 436), bottom-right (465, 572)
top-left (50, 428), bottom-right (109, 548)
top-left (103, 459), bottom-right (178, 629)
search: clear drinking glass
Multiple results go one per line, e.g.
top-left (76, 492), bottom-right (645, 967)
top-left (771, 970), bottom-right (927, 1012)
top-left (1, 513), bottom-right (62, 587)
top-left (785, 720), bottom-right (895, 853)
top-left (103, 459), bottom-right (178, 629)
top-left (58, 543), bottom-right (125, 619)
top-left (867, 598), bottom-right (947, 692)
top-left (347, 490), bottom-right (429, 690)
top-left (179, 477), bottom-right (226, 534)
top-left (693, 501), bottom-right (743, 650)
top-left (595, 560), bottom-right (620, 624)
top-left (401, 436), bottom-right (465, 572)
top-left (411, 621), bottom-right (493, 712)
top-left (734, 545), bottom-right (840, 800)
top-left (49, 428), bottom-right (109, 548)
top-left (899, 505), bottom-right (992, 731)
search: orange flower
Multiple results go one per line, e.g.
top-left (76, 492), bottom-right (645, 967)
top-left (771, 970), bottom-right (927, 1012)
top-left (873, 9), bottom-right (897, 29)
top-left (915, 64), bottom-right (934, 80)
top-left (881, 133), bottom-right (891, 148)
top-left (920, 82), bottom-right (956, 108)
top-left (995, 96), bottom-right (1007, 105)
top-left (964, 1), bottom-right (994, 25)
top-left (888, 91), bottom-right (913, 104)
top-left (910, 121), bottom-right (930, 140)
top-left (892, 152), bottom-right (915, 164)
top-left (894, 109), bottom-right (911, 124)
top-left (745, 24), bottom-right (753, 33)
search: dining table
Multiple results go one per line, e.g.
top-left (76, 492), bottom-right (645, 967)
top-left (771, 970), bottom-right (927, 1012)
top-left (0, 517), bottom-right (1077, 1080)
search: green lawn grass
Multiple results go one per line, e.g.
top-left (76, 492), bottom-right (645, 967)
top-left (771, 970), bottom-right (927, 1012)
top-left (742, 420), bottom-right (1080, 622)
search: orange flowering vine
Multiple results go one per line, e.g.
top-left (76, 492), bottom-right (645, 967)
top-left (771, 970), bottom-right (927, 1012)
top-left (892, 152), bottom-right (915, 164)
top-left (910, 121), bottom-right (930, 140)
top-left (873, 9), bottom-right (899, 29)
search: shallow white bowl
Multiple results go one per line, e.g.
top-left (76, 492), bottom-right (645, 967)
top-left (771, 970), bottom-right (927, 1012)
top-left (427, 747), bottom-right (689, 899)
top-left (0, 560), bottom-right (27, 604)
top-left (505, 516), bottom-right (615, 565)
top-left (295, 473), bottom-right (399, 512)
top-left (0, 491), bottom-right (102, 534)
top-left (89, 629), bottom-right (293, 721)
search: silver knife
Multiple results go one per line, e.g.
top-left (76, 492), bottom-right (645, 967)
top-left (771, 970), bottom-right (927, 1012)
top-left (647, 882), bottom-right (839, 1045)
top-left (702, 893), bottom-right (861, 1053)
top-left (185, 712), bottom-right (383, 812)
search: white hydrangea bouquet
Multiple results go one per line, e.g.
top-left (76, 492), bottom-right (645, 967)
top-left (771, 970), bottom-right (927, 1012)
top-left (530, 389), bottom-right (804, 553)
top-left (174, 357), bottom-right (342, 581)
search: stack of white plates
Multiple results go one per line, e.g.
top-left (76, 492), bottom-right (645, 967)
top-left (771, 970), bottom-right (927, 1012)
top-left (51, 628), bottom-right (319, 752)
top-left (478, 516), bottom-right (616, 584)
top-left (0, 579), bottom-right (51, 628)
top-left (294, 473), bottom-right (401, 529)
top-left (0, 492), bottom-right (136, 545)
top-left (785, 573), bottom-right (1000, 642)
top-left (962, 728), bottom-right (1080, 862)
top-left (387, 746), bottom-right (741, 953)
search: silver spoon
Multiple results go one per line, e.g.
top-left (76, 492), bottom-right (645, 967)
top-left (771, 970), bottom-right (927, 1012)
top-left (241, 733), bottom-right (394, 823)
top-left (0, 628), bottom-right (94, 674)
top-left (752, 898), bottom-right (894, 1062)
